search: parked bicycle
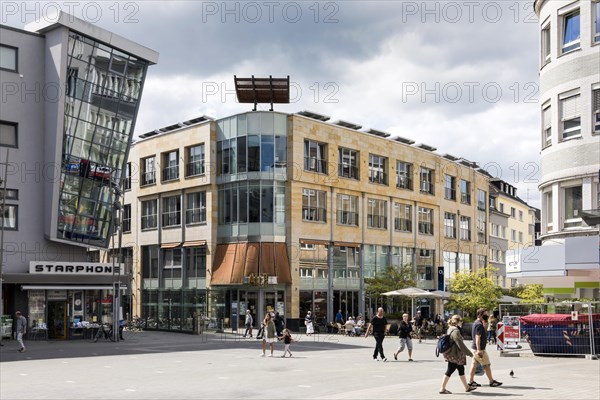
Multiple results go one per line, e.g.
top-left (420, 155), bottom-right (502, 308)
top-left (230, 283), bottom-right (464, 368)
top-left (93, 323), bottom-right (115, 342)
top-left (121, 317), bottom-right (144, 340)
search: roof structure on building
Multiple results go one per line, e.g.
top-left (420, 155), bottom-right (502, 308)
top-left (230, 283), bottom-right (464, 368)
top-left (297, 110), bottom-right (331, 121)
top-left (234, 75), bottom-right (290, 111)
top-left (24, 10), bottom-right (159, 63)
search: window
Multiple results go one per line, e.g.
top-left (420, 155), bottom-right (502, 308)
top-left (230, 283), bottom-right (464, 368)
top-left (477, 190), bottom-right (487, 243)
top-left (499, 203), bottom-right (505, 213)
top-left (501, 226), bottom-right (506, 239)
top-left (338, 147), bottom-right (359, 179)
top-left (542, 103), bottom-right (552, 147)
top-left (460, 180), bottom-right (471, 204)
top-left (163, 249), bottom-right (182, 281)
top-left (420, 167), bottom-right (434, 195)
top-left (1, 204), bottom-right (17, 230)
top-left (396, 161), bottom-right (413, 190)
top-left (162, 196), bottom-right (181, 227)
top-left (562, 10), bottom-right (580, 53)
top-left (302, 189), bottom-right (327, 222)
top-left (367, 199), bottom-right (387, 229)
top-left (595, 1), bottom-right (600, 43)
top-left (0, 121), bottom-right (17, 148)
top-left (593, 89), bottom-right (600, 134)
top-left (444, 212), bottom-right (456, 238)
top-left (393, 202), bottom-right (412, 232)
top-left (518, 231), bottom-right (523, 243)
top-left (519, 210), bottom-right (523, 221)
top-left (2, 188), bottom-right (18, 200)
top-left (510, 207), bottom-right (516, 218)
top-left (491, 223), bottom-right (499, 237)
top-left (122, 204), bottom-right (131, 232)
top-left (541, 23), bottom-right (551, 64)
top-left (564, 185), bottom-right (582, 228)
top-left (418, 207), bottom-right (433, 235)
top-left (560, 93), bottom-right (580, 139)
top-left (186, 191), bottom-right (206, 224)
top-left (460, 216), bottom-right (471, 241)
top-left (186, 144), bottom-right (205, 176)
top-left (304, 140), bottom-right (327, 174)
top-left (141, 199), bottom-right (157, 229)
top-left (123, 162), bottom-right (132, 190)
top-left (141, 156), bottom-right (156, 186)
top-left (0, 45), bottom-right (17, 72)
top-left (368, 154), bottom-right (387, 185)
top-left (444, 175), bottom-right (456, 200)
top-left (337, 194), bottom-right (359, 226)
top-left (544, 191), bottom-right (553, 231)
top-left (300, 243), bottom-right (315, 250)
top-left (162, 150), bottom-right (179, 182)
top-left (511, 229), bottom-right (516, 241)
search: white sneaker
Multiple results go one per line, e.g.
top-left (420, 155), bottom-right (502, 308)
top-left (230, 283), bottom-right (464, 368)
top-left (260, 353), bottom-right (265, 357)
top-left (269, 354), bottom-right (273, 357)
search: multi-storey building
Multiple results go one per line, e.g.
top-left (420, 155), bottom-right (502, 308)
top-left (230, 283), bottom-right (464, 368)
top-left (488, 180), bottom-right (538, 288)
top-left (508, 0), bottom-right (600, 299)
top-left (117, 110), bottom-right (492, 332)
top-left (0, 12), bottom-right (158, 339)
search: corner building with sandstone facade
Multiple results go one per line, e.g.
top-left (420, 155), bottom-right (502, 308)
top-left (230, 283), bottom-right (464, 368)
top-left (115, 110), bottom-right (492, 332)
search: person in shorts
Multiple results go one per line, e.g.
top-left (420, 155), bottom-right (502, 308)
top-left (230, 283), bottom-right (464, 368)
top-left (394, 313), bottom-right (414, 361)
top-left (260, 313), bottom-right (276, 357)
top-left (468, 308), bottom-right (502, 388)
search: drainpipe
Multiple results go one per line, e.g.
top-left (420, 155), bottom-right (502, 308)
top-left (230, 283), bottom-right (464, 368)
top-left (359, 192), bottom-right (365, 318)
top-left (327, 186), bottom-right (334, 325)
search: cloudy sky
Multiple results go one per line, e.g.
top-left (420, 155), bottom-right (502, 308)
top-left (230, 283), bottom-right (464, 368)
top-left (6, 1), bottom-right (542, 206)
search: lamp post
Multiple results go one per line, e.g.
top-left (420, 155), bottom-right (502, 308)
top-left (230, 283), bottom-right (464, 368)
top-left (111, 182), bottom-right (124, 342)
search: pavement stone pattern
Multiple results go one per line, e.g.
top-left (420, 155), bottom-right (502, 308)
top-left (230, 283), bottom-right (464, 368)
top-left (1, 331), bottom-right (598, 399)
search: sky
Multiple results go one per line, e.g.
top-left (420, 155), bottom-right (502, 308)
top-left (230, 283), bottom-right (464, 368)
top-left (4, 0), bottom-right (543, 207)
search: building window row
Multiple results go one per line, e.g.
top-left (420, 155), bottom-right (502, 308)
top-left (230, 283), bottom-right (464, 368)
top-left (140, 191), bottom-right (207, 230)
top-left (0, 44), bottom-right (18, 72)
top-left (139, 144), bottom-right (206, 187)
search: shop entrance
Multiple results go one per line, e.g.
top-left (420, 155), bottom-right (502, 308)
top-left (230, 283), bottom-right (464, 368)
top-left (237, 290), bottom-right (285, 330)
top-left (47, 301), bottom-right (67, 339)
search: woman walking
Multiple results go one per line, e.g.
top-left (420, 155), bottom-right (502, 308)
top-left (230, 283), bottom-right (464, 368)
top-left (304, 311), bottom-right (314, 335)
top-left (260, 313), bottom-right (276, 357)
top-left (439, 315), bottom-right (477, 394)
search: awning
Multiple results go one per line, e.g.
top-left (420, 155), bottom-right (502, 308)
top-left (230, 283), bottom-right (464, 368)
top-left (2, 273), bottom-right (120, 285)
top-left (300, 239), bottom-right (330, 246)
top-left (210, 242), bottom-right (292, 285)
top-left (274, 243), bottom-right (292, 284)
top-left (211, 244), bottom-right (237, 285)
top-left (333, 241), bottom-right (360, 247)
top-left (182, 240), bottom-right (207, 247)
top-left (21, 285), bottom-right (128, 290)
top-left (161, 242), bottom-right (181, 249)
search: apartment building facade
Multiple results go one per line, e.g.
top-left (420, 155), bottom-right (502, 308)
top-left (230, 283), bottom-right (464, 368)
top-left (118, 110), bottom-right (492, 332)
top-left (0, 12), bottom-right (158, 339)
top-left (508, 0), bottom-right (600, 299)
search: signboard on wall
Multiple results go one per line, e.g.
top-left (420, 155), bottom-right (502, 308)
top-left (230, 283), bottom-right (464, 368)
top-left (437, 267), bottom-right (444, 291)
top-left (30, 261), bottom-right (123, 275)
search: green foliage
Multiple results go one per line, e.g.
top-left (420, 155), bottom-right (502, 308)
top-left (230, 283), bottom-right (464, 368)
top-left (447, 266), bottom-right (502, 316)
top-left (513, 284), bottom-right (545, 304)
top-left (364, 265), bottom-right (416, 298)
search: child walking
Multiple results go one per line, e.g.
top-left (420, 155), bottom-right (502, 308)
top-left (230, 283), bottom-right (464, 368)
top-left (281, 328), bottom-right (294, 357)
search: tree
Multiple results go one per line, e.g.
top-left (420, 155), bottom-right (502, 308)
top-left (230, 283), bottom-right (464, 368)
top-left (448, 266), bottom-right (502, 318)
top-left (364, 265), bottom-right (416, 298)
top-left (512, 284), bottom-right (545, 304)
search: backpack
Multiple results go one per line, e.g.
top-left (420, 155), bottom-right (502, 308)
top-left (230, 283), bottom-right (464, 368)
top-left (435, 333), bottom-right (453, 357)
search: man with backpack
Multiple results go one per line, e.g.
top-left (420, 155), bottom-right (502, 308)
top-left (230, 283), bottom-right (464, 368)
top-left (393, 313), bottom-right (414, 361)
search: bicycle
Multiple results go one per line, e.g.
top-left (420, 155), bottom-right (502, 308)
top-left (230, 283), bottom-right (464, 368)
top-left (121, 318), bottom-right (144, 341)
top-left (93, 323), bottom-right (115, 342)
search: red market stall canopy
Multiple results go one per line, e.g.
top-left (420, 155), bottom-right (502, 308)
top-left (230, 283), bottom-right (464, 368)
top-left (520, 314), bottom-right (600, 326)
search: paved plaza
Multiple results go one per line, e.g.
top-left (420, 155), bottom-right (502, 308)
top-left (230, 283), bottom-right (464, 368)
top-left (1, 331), bottom-right (598, 400)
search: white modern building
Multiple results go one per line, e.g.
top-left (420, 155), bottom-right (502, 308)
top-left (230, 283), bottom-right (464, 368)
top-left (508, 0), bottom-right (600, 299)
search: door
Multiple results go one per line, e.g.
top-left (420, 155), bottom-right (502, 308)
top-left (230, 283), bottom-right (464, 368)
top-left (48, 301), bottom-right (67, 339)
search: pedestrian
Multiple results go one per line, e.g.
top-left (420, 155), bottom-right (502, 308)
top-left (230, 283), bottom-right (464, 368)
top-left (304, 311), bottom-right (314, 336)
top-left (281, 328), bottom-right (294, 357)
top-left (468, 308), bottom-right (503, 388)
top-left (243, 310), bottom-right (253, 338)
top-left (439, 315), bottom-right (477, 394)
top-left (393, 313), bottom-right (414, 361)
top-left (274, 312), bottom-right (284, 338)
top-left (365, 307), bottom-right (387, 361)
top-left (335, 309), bottom-right (343, 324)
top-left (414, 311), bottom-right (424, 343)
top-left (487, 314), bottom-right (498, 345)
top-left (15, 311), bottom-right (27, 353)
top-left (260, 313), bottom-right (276, 357)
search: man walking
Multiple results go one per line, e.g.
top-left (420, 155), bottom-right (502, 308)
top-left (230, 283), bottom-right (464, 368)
top-left (243, 310), bottom-right (253, 338)
top-left (365, 307), bottom-right (387, 361)
top-left (393, 313), bottom-right (414, 361)
top-left (15, 311), bottom-right (27, 353)
top-left (468, 308), bottom-right (502, 388)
